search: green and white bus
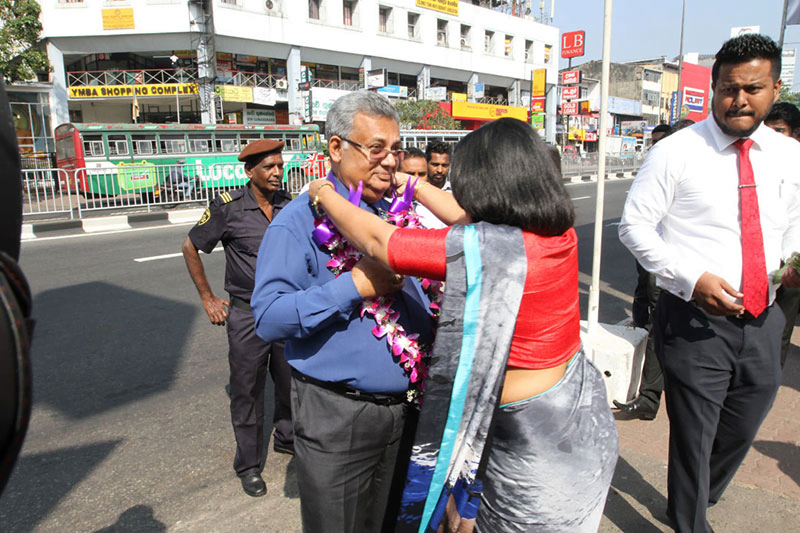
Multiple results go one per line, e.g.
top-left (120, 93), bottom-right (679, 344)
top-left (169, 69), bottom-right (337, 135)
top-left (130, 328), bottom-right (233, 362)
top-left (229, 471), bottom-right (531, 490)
top-left (54, 122), bottom-right (326, 199)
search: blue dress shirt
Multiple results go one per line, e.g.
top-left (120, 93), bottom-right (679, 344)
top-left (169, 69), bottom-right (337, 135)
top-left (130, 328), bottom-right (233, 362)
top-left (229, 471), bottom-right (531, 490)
top-left (251, 175), bottom-right (434, 394)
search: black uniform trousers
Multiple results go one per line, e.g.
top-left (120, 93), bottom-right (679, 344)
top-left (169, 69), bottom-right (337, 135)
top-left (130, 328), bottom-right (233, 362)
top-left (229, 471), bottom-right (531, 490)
top-left (290, 375), bottom-right (408, 533)
top-left (226, 304), bottom-right (293, 476)
top-left (633, 260), bottom-right (664, 409)
top-left (654, 292), bottom-right (783, 533)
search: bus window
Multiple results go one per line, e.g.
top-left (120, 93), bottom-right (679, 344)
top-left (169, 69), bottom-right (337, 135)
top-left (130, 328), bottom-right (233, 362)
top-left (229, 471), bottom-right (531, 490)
top-left (108, 134), bottom-right (130, 156)
top-left (240, 133), bottom-right (262, 147)
top-left (132, 134), bottom-right (157, 155)
top-left (56, 135), bottom-right (76, 161)
top-left (189, 135), bottom-right (212, 153)
top-left (287, 136), bottom-right (301, 151)
top-left (302, 134), bottom-right (319, 150)
top-left (83, 135), bottom-right (105, 157)
top-left (160, 134), bottom-right (187, 154)
top-left (215, 134), bottom-right (238, 152)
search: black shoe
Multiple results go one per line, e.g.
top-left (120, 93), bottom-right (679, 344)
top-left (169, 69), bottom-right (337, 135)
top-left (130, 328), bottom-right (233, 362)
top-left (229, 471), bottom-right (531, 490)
top-left (613, 396), bottom-right (658, 420)
top-left (273, 440), bottom-right (295, 456)
top-left (240, 473), bottom-right (266, 497)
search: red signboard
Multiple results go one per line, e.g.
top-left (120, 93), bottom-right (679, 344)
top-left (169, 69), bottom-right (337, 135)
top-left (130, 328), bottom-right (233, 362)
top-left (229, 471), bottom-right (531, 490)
top-left (561, 31), bottom-right (585, 59)
top-left (561, 86), bottom-right (580, 100)
top-left (561, 70), bottom-right (582, 85)
top-left (530, 97), bottom-right (546, 113)
top-left (679, 62), bottom-right (711, 123)
top-left (562, 101), bottom-right (579, 115)
top-left (585, 131), bottom-right (598, 142)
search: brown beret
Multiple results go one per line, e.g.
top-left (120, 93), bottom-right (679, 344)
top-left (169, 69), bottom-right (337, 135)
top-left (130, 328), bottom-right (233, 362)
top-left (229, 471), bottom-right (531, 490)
top-left (237, 139), bottom-right (284, 162)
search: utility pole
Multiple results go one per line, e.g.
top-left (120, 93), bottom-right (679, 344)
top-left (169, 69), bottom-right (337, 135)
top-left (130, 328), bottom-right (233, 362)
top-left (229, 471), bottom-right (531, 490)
top-left (675, 0), bottom-right (686, 124)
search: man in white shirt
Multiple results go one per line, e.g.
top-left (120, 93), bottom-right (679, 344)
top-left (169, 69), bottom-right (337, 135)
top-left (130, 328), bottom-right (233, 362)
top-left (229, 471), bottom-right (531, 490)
top-left (619, 33), bottom-right (800, 533)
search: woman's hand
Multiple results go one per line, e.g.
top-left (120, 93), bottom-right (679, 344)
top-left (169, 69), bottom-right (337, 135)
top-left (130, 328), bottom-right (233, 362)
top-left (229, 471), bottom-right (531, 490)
top-left (391, 172), bottom-right (414, 197)
top-left (307, 178), bottom-right (331, 202)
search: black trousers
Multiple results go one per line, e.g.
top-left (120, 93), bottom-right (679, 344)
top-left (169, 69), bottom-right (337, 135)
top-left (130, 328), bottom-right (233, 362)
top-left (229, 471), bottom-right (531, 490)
top-left (633, 261), bottom-right (664, 408)
top-left (654, 292), bottom-right (783, 533)
top-left (291, 375), bottom-right (408, 533)
top-left (226, 305), bottom-right (292, 476)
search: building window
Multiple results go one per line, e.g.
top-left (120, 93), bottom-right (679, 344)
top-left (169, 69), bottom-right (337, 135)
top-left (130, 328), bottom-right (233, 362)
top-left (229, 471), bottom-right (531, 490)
top-left (484, 30), bottom-right (494, 54)
top-left (219, 0), bottom-right (239, 5)
top-left (379, 6), bottom-right (392, 34)
top-left (343, 0), bottom-right (356, 26)
top-left (309, 0), bottom-right (321, 20)
top-left (437, 19), bottom-right (448, 47)
top-left (642, 89), bottom-right (660, 107)
top-left (643, 69), bottom-right (661, 83)
top-left (544, 44), bottom-right (553, 64)
top-left (525, 40), bottom-right (533, 63)
top-left (460, 25), bottom-right (471, 50)
top-left (504, 35), bottom-right (513, 58)
top-left (408, 12), bottom-right (419, 40)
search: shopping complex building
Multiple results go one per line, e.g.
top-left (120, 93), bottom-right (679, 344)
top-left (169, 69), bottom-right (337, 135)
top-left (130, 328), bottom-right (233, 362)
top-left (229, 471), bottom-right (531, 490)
top-left (9, 0), bottom-right (560, 161)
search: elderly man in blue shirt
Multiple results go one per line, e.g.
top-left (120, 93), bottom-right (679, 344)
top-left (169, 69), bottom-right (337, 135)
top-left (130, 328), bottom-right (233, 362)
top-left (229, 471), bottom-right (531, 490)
top-left (251, 91), bottom-right (434, 533)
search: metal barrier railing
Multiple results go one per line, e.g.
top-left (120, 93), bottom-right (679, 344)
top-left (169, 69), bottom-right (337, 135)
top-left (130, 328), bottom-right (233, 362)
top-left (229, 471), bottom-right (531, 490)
top-left (560, 152), bottom-right (645, 177)
top-left (21, 155), bottom-right (327, 219)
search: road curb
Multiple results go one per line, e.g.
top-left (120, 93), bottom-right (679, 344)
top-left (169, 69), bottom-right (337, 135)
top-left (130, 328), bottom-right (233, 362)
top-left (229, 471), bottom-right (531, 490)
top-left (22, 207), bottom-right (206, 240)
top-left (563, 171), bottom-right (637, 184)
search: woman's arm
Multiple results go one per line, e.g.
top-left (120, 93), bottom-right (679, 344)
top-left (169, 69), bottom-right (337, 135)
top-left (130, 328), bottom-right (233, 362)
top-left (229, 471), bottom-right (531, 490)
top-left (308, 180), bottom-right (397, 269)
top-left (392, 171), bottom-right (471, 226)
top-left (414, 179), bottom-right (471, 225)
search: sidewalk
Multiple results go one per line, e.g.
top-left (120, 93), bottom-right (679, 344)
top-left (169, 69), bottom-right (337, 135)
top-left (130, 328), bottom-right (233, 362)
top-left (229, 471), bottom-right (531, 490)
top-left (600, 329), bottom-right (800, 532)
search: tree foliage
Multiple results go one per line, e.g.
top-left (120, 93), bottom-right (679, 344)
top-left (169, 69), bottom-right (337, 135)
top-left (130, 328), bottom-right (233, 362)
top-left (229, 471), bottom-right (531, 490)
top-left (778, 87), bottom-right (800, 108)
top-left (394, 100), bottom-right (462, 130)
top-left (0, 0), bottom-right (50, 83)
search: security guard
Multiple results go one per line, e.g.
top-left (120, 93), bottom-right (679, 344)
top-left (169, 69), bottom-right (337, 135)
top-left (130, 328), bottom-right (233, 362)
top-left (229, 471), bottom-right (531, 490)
top-left (181, 139), bottom-right (293, 498)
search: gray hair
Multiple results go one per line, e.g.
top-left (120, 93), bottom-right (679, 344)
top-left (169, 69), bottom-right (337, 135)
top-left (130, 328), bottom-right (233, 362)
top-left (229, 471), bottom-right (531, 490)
top-left (325, 90), bottom-right (399, 140)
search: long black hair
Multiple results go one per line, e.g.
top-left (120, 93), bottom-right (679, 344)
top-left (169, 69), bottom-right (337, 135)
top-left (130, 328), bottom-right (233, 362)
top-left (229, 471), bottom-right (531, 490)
top-left (451, 118), bottom-right (574, 236)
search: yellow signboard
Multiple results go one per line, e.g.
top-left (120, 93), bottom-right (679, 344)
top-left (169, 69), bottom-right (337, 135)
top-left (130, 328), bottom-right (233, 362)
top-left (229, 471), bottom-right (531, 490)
top-left (451, 101), bottom-right (528, 122)
top-left (69, 84), bottom-right (198, 99)
top-left (215, 85), bottom-right (254, 103)
top-left (532, 68), bottom-right (546, 98)
top-left (102, 8), bottom-right (135, 30)
top-left (450, 92), bottom-right (467, 102)
top-left (416, 0), bottom-right (458, 16)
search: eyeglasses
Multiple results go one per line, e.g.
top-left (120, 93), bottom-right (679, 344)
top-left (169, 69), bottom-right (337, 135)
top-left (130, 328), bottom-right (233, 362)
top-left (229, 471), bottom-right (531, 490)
top-left (339, 136), bottom-right (408, 162)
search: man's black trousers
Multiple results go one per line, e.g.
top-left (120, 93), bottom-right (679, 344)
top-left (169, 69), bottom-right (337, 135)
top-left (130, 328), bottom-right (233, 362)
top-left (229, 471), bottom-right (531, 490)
top-left (226, 305), bottom-right (292, 476)
top-left (654, 292), bottom-right (782, 533)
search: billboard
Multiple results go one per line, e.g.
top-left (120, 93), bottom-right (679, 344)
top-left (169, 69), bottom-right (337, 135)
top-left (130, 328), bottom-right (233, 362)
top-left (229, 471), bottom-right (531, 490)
top-left (561, 86), bottom-right (580, 100)
top-left (451, 101), bottom-right (528, 121)
top-left (561, 70), bottom-right (582, 85)
top-left (679, 62), bottom-right (711, 122)
top-left (561, 31), bottom-right (585, 59)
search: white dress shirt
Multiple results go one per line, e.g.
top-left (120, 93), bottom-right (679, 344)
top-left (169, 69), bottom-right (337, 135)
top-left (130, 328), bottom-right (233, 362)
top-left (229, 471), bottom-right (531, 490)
top-left (619, 117), bottom-right (800, 304)
top-left (414, 180), bottom-right (451, 229)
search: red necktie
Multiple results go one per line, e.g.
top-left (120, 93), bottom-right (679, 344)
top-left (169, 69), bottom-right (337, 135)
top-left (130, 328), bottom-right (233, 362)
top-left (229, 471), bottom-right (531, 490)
top-left (735, 138), bottom-right (768, 317)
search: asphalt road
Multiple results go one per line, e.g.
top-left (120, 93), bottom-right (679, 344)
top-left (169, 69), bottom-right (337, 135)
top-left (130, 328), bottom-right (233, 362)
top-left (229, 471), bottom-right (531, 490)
top-left (0, 179), bottom-right (638, 532)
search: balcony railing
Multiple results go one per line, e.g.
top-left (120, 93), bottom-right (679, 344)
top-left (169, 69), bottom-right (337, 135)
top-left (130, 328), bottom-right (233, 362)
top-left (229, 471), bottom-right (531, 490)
top-left (67, 68), bottom-right (198, 86)
top-left (215, 70), bottom-right (287, 89)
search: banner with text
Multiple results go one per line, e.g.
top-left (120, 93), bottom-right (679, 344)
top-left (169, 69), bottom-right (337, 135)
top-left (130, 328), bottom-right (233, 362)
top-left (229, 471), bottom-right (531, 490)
top-left (69, 83), bottom-right (198, 99)
top-left (452, 101), bottom-right (528, 122)
top-left (416, 0), bottom-right (458, 16)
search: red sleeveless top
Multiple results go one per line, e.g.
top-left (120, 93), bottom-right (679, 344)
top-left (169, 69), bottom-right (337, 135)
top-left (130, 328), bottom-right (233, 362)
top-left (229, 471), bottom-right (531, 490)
top-left (387, 227), bottom-right (580, 369)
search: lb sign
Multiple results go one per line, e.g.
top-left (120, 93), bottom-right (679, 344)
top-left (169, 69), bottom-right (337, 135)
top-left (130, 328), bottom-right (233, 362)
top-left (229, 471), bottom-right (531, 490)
top-left (561, 31), bottom-right (585, 59)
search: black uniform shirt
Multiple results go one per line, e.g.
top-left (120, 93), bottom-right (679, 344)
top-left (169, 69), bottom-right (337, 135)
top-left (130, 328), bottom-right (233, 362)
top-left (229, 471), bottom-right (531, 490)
top-left (189, 185), bottom-right (292, 301)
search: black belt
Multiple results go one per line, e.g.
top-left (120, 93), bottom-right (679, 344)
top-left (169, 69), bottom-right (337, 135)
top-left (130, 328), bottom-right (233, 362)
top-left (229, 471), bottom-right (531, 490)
top-left (229, 295), bottom-right (251, 311)
top-left (291, 369), bottom-right (407, 406)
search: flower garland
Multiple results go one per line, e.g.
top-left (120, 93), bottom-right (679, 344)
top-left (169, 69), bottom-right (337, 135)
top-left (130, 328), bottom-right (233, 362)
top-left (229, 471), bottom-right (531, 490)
top-left (312, 178), bottom-right (444, 403)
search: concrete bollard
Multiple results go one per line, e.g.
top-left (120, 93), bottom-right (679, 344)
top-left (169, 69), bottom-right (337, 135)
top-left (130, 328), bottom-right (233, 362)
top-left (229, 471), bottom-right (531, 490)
top-left (580, 320), bottom-right (648, 407)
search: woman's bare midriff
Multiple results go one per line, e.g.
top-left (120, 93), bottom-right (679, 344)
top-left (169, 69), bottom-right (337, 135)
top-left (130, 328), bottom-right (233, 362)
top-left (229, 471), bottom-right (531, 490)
top-left (500, 360), bottom-right (570, 404)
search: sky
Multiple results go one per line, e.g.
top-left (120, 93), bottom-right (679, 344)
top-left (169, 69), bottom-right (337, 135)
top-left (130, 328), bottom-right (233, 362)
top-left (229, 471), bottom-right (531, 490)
top-left (550, 0), bottom-right (800, 90)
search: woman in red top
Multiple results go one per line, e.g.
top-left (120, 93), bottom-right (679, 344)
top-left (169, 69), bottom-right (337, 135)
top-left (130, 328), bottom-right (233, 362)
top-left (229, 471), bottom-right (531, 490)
top-left (308, 118), bottom-right (617, 532)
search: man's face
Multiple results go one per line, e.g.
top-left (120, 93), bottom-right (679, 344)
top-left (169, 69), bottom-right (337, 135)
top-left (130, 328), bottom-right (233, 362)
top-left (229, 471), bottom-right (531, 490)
top-left (399, 156), bottom-right (428, 180)
top-left (427, 153), bottom-right (451, 189)
top-left (245, 152), bottom-right (284, 194)
top-left (330, 112), bottom-right (401, 203)
top-left (765, 118), bottom-right (793, 137)
top-left (712, 59), bottom-right (780, 138)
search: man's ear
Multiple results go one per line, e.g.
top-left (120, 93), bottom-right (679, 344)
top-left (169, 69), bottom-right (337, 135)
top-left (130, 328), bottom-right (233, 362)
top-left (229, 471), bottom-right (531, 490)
top-left (329, 136), bottom-right (344, 164)
top-left (773, 78), bottom-right (783, 103)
